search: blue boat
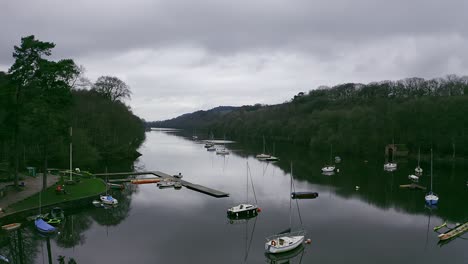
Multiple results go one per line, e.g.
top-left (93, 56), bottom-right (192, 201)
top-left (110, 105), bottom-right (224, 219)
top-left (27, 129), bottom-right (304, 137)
top-left (35, 218), bottom-right (56, 234)
top-left (0, 254), bottom-right (9, 263)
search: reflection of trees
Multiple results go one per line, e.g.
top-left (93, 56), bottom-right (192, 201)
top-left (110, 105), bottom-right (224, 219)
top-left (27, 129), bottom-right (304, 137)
top-left (0, 227), bottom-right (39, 264)
top-left (56, 214), bottom-right (92, 248)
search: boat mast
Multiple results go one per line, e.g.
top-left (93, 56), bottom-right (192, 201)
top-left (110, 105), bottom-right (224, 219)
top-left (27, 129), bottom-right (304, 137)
top-left (289, 162), bottom-right (293, 230)
top-left (430, 148), bottom-right (433, 192)
top-left (69, 127), bottom-right (72, 181)
top-left (246, 161), bottom-right (248, 203)
top-left (263, 136), bottom-right (266, 154)
top-left (418, 147), bottom-right (421, 167)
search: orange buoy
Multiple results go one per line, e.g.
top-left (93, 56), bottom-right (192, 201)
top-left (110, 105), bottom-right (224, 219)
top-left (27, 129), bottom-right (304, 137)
top-left (305, 239), bottom-right (312, 244)
top-left (257, 207), bottom-right (262, 213)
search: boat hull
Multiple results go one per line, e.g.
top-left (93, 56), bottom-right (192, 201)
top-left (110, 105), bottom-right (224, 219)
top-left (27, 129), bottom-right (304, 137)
top-left (1, 223), bottom-right (21, 231)
top-left (265, 235), bottom-right (305, 254)
top-left (227, 206), bottom-right (258, 218)
top-left (291, 192), bottom-right (318, 199)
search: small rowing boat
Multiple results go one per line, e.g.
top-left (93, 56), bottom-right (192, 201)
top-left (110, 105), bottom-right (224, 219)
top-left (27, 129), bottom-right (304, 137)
top-left (438, 222), bottom-right (468, 241)
top-left (1, 223), bottom-right (21, 231)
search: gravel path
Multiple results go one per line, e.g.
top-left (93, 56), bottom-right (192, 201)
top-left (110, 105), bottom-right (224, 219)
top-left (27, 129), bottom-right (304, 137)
top-left (0, 174), bottom-right (59, 214)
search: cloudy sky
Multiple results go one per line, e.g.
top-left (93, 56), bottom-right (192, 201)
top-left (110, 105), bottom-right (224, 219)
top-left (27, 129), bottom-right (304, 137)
top-left (1, 0), bottom-right (467, 120)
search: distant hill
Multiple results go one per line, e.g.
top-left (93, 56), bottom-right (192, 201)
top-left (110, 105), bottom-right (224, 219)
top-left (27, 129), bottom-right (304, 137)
top-left (147, 75), bottom-right (468, 158)
top-left (147, 106), bottom-right (241, 129)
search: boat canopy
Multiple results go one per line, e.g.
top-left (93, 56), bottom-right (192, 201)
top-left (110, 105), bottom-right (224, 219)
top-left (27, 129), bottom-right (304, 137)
top-left (35, 218), bottom-right (56, 232)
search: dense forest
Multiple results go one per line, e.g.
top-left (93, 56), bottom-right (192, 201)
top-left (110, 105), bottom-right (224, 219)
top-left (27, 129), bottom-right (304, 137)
top-left (152, 75), bottom-right (468, 159)
top-left (0, 36), bottom-right (146, 187)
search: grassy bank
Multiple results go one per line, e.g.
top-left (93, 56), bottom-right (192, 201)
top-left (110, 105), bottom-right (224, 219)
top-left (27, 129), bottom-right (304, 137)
top-left (8, 178), bottom-right (106, 212)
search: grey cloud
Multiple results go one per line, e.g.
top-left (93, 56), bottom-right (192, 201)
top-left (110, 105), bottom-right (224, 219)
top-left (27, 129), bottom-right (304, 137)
top-left (1, 0), bottom-right (467, 120)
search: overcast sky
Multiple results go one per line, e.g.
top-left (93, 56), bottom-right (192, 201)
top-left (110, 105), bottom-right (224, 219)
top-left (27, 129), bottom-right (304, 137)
top-left (1, 0), bottom-right (467, 120)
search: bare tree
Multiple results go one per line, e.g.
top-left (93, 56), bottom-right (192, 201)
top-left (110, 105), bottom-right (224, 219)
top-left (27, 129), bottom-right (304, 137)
top-left (92, 76), bottom-right (131, 102)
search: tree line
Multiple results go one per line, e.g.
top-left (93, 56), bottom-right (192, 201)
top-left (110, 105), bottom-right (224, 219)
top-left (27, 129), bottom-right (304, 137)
top-left (153, 75), bottom-right (468, 159)
top-left (0, 36), bottom-right (145, 188)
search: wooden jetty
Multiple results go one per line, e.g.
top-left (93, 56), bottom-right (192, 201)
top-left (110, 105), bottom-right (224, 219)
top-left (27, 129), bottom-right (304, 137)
top-left (438, 222), bottom-right (468, 241)
top-left (399, 183), bottom-right (426, 190)
top-left (95, 171), bottom-right (229, 198)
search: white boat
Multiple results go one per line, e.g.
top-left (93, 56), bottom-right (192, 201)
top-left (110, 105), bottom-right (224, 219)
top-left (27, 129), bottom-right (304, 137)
top-left (227, 162), bottom-right (260, 218)
top-left (157, 179), bottom-right (175, 188)
top-left (265, 230), bottom-right (306, 254)
top-left (425, 148), bottom-right (439, 206)
top-left (216, 135), bottom-right (230, 155)
top-left (256, 136), bottom-right (271, 160)
top-left (321, 145), bottom-right (335, 173)
top-left (256, 153), bottom-right (271, 160)
top-left (265, 163), bottom-right (306, 254)
top-left (265, 156), bottom-right (279, 162)
top-left (100, 195), bottom-right (118, 205)
top-left (415, 147), bottom-right (423, 175)
top-left (408, 174), bottom-right (419, 182)
top-left (207, 145), bottom-right (216, 151)
top-left (384, 140), bottom-right (397, 171)
top-left (216, 148), bottom-right (229, 155)
top-left (384, 162), bottom-right (397, 171)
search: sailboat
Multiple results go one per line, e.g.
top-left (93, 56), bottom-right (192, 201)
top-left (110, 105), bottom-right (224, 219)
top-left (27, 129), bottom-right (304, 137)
top-left (265, 142), bottom-right (279, 162)
top-left (227, 162), bottom-right (260, 218)
top-left (216, 135), bottom-right (229, 155)
top-left (100, 174), bottom-right (118, 205)
top-left (34, 190), bottom-right (56, 234)
top-left (321, 145), bottom-right (335, 173)
top-left (424, 148), bottom-right (439, 206)
top-left (384, 141), bottom-right (397, 171)
top-left (415, 147), bottom-right (423, 175)
top-left (265, 163), bottom-right (306, 254)
top-left (256, 136), bottom-right (271, 160)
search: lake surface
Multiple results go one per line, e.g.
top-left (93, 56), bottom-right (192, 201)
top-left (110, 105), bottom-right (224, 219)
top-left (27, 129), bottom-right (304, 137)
top-left (1, 130), bottom-right (467, 263)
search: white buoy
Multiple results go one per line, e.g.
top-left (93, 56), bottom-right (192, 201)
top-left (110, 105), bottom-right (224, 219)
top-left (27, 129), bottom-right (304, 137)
top-left (337, 169), bottom-right (340, 173)
top-left (355, 186), bottom-right (360, 190)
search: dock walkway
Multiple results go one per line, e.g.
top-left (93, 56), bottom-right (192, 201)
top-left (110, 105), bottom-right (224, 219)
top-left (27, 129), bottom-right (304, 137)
top-left (95, 171), bottom-right (229, 198)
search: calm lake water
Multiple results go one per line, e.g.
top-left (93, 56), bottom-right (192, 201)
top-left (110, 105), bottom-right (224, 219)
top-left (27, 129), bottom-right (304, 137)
top-left (1, 130), bottom-right (467, 263)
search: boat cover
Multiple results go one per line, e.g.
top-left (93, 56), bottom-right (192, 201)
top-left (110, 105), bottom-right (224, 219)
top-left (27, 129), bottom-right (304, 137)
top-left (35, 218), bottom-right (56, 233)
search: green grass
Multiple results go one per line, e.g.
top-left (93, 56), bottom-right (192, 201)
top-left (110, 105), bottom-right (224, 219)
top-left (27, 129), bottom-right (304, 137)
top-left (8, 178), bottom-right (106, 212)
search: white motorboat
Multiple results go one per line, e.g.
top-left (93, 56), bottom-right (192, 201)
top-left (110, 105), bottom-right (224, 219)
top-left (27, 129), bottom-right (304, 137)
top-left (100, 195), bottom-right (118, 205)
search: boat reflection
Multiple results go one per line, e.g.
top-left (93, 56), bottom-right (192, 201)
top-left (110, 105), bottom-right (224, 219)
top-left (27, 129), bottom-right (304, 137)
top-left (226, 213), bottom-right (257, 225)
top-left (265, 244), bottom-right (305, 264)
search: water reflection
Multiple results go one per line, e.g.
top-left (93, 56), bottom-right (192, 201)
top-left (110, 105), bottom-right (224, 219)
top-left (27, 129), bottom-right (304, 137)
top-left (15, 130), bottom-right (467, 263)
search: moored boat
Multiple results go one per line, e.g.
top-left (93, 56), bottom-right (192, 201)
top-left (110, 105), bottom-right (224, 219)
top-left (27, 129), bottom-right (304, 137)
top-left (100, 195), bottom-right (118, 205)
top-left (35, 218), bottom-right (56, 234)
top-left (1, 223), bottom-right (21, 231)
top-left (291, 192), bottom-right (318, 199)
top-left (227, 203), bottom-right (259, 218)
top-left (438, 222), bottom-right (468, 241)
